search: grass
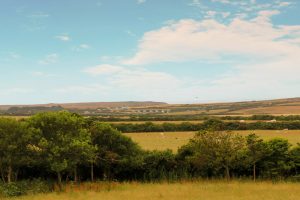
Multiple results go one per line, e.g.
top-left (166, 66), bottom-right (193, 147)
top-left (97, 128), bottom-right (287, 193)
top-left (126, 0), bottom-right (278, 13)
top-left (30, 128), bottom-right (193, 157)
top-left (8, 181), bottom-right (300, 200)
top-left (125, 130), bottom-right (300, 152)
top-left (125, 132), bottom-right (194, 151)
top-left (108, 120), bottom-right (266, 124)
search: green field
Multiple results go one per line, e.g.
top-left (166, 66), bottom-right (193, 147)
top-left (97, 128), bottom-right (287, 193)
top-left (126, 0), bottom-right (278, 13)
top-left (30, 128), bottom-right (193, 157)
top-left (9, 181), bottom-right (300, 200)
top-left (125, 130), bottom-right (300, 151)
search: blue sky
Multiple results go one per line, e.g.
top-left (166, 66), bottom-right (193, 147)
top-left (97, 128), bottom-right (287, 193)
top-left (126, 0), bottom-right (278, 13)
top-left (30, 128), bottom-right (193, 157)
top-left (0, 0), bottom-right (300, 104)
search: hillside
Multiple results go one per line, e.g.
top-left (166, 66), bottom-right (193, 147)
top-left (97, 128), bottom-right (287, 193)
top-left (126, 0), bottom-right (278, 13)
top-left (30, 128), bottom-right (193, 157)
top-left (2, 98), bottom-right (300, 116)
top-left (159, 97), bottom-right (300, 116)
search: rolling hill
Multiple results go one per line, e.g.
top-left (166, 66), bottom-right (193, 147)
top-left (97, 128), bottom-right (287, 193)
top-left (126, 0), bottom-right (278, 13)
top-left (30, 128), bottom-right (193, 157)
top-left (2, 98), bottom-right (300, 116)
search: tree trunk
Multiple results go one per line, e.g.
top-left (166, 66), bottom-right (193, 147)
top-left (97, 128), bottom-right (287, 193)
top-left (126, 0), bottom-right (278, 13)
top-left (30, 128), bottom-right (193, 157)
top-left (74, 167), bottom-right (78, 183)
top-left (14, 169), bottom-right (19, 182)
top-left (91, 162), bottom-right (94, 182)
top-left (225, 166), bottom-right (230, 181)
top-left (253, 163), bottom-right (256, 182)
top-left (0, 167), bottom-right (5, 183)
top-left (57, 172), bottom-right (62, 191)
top-left (7, 164), bottom-right (12, 183)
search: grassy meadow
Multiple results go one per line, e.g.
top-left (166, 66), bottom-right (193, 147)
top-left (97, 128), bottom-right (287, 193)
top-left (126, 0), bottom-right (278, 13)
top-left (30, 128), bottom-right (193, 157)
top-left (125, 130), bottom-right (300, 151)
top-left (8, 181), bottom-right (300, 200)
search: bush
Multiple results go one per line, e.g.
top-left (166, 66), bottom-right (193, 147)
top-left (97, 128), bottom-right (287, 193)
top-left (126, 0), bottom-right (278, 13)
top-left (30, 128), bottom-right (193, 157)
top-left (0, 180), bottom-right (51, 197)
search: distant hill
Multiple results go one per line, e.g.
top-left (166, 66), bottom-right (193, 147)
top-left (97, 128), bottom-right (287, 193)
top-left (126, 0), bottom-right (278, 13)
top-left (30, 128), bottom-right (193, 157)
top-left (160, 97), bottom-right (300, 116)
top-left (0, 101), bottom-right (167, 113)
top-left (2, 98), bottom-right (300, 116)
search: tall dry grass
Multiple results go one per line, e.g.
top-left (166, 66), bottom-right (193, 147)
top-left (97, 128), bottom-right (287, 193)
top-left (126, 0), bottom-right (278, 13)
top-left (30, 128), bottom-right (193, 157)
top-left (10, 180), bottom-right (300, 200)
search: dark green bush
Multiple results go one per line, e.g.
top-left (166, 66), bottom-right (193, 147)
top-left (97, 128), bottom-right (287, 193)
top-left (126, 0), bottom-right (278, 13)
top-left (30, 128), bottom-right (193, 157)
top-left (0, 180), bottom-right (51, 197)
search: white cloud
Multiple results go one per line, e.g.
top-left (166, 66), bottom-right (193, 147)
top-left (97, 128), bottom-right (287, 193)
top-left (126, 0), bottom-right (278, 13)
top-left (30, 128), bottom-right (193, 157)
top-left (83, 64), bottom-right (182, 99)
top-left (80, 44), bottom-right (90, 49)
top-left (28, 12), bottom-right (49, 18)
top-left (38, 54), bottom-right (58, 65)
top-left (205, 11), bottom-right (217, 18)
top-left (137, 0), bottom-right (146, 4)
top-left (278, 1), bottom-right (292, 7)
top-left (72, 44), bottom-right (90, 51)
top-left (257, 9), bottom-right (280, 19)
top-left (122, 10), bottom-right (299, 65)
top-left (221, 12), bottom-right (231, 18)
top-left (83, 64), bottom-right (124, 76)
top-left (119, 10), bottom-right (300, 101)
top-left (211, 0), bottom-right (230, 3)
top-left (55, 34), bottom-right (71, 41)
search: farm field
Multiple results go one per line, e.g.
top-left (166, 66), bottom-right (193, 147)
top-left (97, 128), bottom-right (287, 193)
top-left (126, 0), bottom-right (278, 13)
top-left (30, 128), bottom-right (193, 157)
top-left (125, 130), bottom-right (300, 151)
top-left (229, 105), bottom-right (300, 115)
top-left (9, 181), bottom-right (300, 200)
top-left (108, 120), bottom-right (269, 124)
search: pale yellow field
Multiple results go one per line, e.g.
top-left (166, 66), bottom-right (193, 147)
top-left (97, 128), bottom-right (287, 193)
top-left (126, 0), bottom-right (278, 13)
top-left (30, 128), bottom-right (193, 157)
top-left (108, 120), bottom-right (266, 124)
top-left (229, 106), bottom-right (300, 115)
top-left (125, 130), bottom-right (300, 152)
top-left (0, 115), bottom-right (28, 120)
top-left (9, 181), bottom-right (300, 200)
top-left (125, 132), bottom-right (194, 151)
top-left (109, 120), bottom-right (204, 124)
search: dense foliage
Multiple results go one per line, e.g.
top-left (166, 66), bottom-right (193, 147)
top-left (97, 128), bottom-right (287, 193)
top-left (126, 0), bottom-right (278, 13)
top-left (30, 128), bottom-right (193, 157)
top-left (109, 119), bottom-right (300, 133)
top-left (87, 114), bottom-right (300, 122)
top-left (1, 112), bottom-right (300, 197)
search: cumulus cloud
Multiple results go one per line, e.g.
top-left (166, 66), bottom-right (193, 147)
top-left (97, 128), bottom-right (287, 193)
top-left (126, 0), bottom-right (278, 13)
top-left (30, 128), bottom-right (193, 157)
top-left (123, 10), bottom-right (299, 65)
top-left (119, 9), bottom-right (300, 101)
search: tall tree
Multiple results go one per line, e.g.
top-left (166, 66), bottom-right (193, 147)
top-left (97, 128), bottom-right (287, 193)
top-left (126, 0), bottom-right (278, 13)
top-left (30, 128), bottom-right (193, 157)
top-left (0, 118), bottom-right (36, 183)
top-left (290, 144), bottom-right (300, 175)
top-left (29, 111), bottom-right (94, 188)
top-left (90, 123), bottom-right (142, 180)
top-left (245, 134), bottom-right (270, 181)
top-left (263, 139), bottom-right (292, 179)
top-left (188, 130), bottom-right (245, 180)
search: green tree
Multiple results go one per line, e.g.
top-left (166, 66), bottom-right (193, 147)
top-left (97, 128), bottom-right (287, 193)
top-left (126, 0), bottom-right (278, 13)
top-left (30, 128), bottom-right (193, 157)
top-left (245, 134), bottom-right (270, 181)
top-left (0, 118), bottom-right (37, 183)
top-left (290, 144), bottom-right (300, 175)
top-left (263, 138), bottom-right (292, 179)
top-left (29, 111), bottom-right (94, 187)
top-left (188, 130), bottom-right (245, 180)
top-left (90, 123), bottom-right (142, 180)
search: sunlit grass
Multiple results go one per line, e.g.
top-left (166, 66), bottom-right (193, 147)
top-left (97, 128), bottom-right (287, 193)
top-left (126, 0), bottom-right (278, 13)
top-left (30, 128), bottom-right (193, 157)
top-left (10, 181), bottom-right (300, 200)
top-left (125, 130), bottom-right (300, 152)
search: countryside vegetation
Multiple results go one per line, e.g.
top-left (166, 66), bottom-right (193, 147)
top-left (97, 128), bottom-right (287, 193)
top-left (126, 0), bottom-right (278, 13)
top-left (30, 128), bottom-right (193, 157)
top-left (1, 111), bottom-right (300, 198)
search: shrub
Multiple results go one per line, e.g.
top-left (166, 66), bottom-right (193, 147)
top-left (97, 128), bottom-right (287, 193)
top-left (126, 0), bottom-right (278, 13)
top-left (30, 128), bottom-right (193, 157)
top-left (0, 179), bottom-right (51, 197)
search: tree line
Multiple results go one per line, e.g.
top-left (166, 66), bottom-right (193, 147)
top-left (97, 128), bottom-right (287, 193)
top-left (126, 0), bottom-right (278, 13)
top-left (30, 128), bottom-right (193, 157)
top-left (88, 114), bottom-right (300, 122)
top-left (1, 111), bottom-right (300, 196)
top-left (107, 119), bottom-right (300, 133)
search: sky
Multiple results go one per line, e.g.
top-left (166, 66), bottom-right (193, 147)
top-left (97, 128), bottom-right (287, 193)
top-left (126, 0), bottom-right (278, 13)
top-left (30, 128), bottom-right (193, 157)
top-left (0, 0), bottom-right (300, 104)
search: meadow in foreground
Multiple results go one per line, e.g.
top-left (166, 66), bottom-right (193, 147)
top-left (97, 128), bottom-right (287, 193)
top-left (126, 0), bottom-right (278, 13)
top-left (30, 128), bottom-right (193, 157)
top-left (10, 181), bottom-right (300, 200)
